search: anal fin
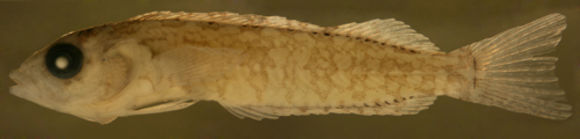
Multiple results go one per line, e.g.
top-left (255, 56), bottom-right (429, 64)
top-left (219, 95), bottom-right (437, 120)
top-left (222, 104), bottom-right (280, 120)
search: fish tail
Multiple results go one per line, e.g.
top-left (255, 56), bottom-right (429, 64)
top-left (447, 13), bottom-right (572, 120)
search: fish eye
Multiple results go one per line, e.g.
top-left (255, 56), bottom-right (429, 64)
top-left (45, 43), bottom-right (83, 79)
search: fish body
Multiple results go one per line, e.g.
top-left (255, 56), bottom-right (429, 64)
top-left (9, 12), bottom-right (571, 124)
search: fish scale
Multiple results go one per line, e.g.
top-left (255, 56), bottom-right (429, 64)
top-left (176, 23), bottom-right (465, 112)
top-left (107, 19), bottom-right (461, 116)
top-left (8, 11), bottom-right (572, 124)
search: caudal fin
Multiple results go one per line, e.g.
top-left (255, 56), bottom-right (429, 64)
top-left (449, 13), bottom-right (572, 120)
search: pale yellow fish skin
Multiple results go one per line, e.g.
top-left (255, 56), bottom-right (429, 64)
top-left (196, 27), bottom-right (466, 105)
top-left (9, 12), bottom-right (477, 123)
top-left (93, 14), bottom-right (472, 115)
top-left (9, 12), bottom-right (571, 123)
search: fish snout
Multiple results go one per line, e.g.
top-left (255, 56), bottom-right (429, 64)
top-left (8, 70), bottom-right (30, 96)
top-left (9, 70), bottom-right (25, 86)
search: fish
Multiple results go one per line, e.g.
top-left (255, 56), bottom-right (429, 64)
top-left (9, 11), bottom-right (571, 124)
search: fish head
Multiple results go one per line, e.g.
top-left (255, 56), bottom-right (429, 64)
top-left (9, 27), bottom-right (134, 124)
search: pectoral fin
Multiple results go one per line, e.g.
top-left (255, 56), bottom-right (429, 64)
top-left (153, 46), bottom-right (244, 86)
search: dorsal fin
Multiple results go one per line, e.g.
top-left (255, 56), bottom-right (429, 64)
top-left (128, 11), bottom-right (324, 32)
top-left (328, 18), bottom-right (440, 52)
top-left (129, 11), bottom-right (439, 52)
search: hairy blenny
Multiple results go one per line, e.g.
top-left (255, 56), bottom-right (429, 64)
top-left (9, 12), bottom-right (571, 124)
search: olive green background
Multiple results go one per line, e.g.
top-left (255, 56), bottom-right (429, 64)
top-left (0, 0), bottom-right (578, 138)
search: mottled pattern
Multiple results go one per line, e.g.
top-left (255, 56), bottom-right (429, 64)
top-left (10, 11), bottom-right (569, 123)
top-left (93, 17), bottom-right (471, 116)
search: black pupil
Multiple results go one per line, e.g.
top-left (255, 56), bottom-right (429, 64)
top-left (45, 43), bottom-right (83, 79)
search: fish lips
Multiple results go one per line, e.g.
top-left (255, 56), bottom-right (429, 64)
top-left (8, 70), bottom-right (28, 97)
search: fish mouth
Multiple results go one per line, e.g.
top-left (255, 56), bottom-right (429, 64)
top-left (8, 71), bottom-right (23, 86)
top-left (8, 70), bottom-right (27, 96)
top-left (8, 70), bottom-right (45, 107)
